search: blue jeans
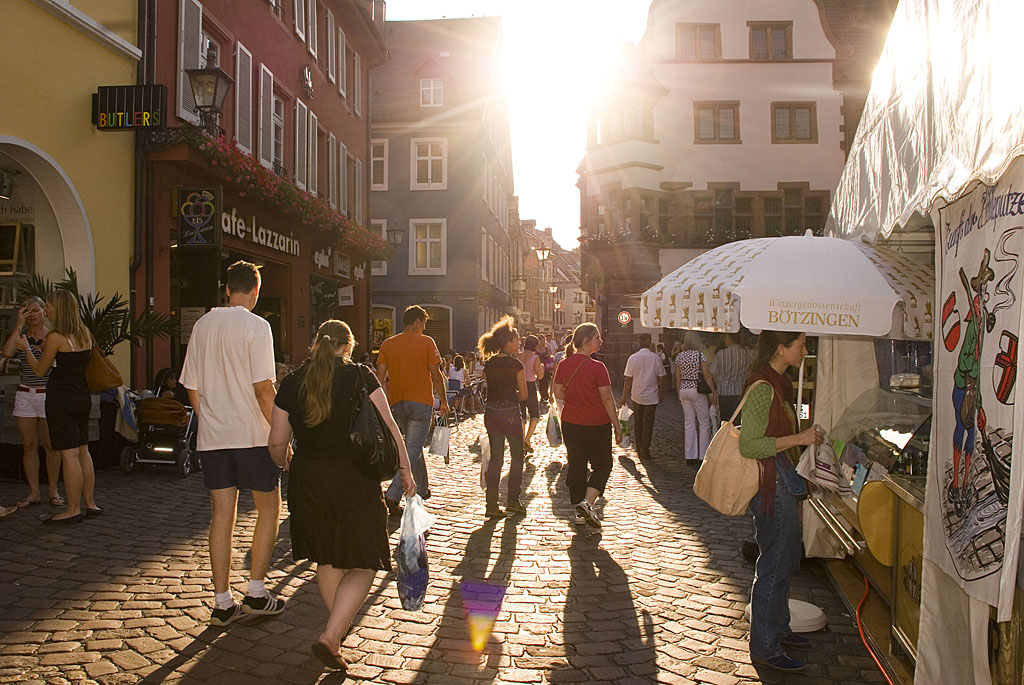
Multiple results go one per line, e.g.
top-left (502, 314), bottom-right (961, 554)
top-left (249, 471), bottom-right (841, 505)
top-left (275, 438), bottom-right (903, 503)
top-left (385, 401), bottom-right (432, 501)
top-left (748, 481), bottom-right (802, 660)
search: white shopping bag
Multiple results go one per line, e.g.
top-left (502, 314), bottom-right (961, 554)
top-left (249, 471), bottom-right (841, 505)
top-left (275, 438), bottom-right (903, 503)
top-left (546, 413), bottom-right (563, 448)
top-left (617, 404), bottom-right (633, 448)
top-left (429, 415), bottom-right (451, 458)
top-left (479, 433), bottom-right (490, 490)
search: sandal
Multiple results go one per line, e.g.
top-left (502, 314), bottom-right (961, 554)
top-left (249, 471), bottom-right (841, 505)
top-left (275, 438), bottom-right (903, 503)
top-left (310, 642), bottom-right (347, 672)
top-left (50, 495), bottom-right (66, 507)
top-left (16, 497), bottom-right (40, 509)
top-left (0, 505), bottom-right (16, 518)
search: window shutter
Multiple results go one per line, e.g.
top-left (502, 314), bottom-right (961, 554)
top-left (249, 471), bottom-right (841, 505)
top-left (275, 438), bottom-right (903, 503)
top-left (326, 11), bottom-right (336, 83)
top-left (177, 0), bottom-right (203, 124)
top-left (294, 0), bottom-right (305, 39)
top-left (307, 0), bottom-right (317, 57)
top-left (295, 99), bottom-right (308, 189)
top-left (235, 42), bottom-right (253, 153)
top-left (328, 133), bottom-right (337, 207)
top-left (308, 111), bottom-right (319, 195)
top-left (337, 28), bottom-right (347, 97)
top-left (354, 158), bottom-right (363, 225)
top-left (258, 65), bottom-right (274, 167)
top-left (339, 142), bottom-right (348, 214)
top-left (353, 52), bottom-right (361, 115)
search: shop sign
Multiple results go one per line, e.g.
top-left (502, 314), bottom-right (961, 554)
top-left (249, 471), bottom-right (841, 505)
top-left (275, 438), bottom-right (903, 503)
top-left (334, 251), bottom-right (350, 278)
top-left (178, 188), bottom-right (220, 247)
top-left (353, 264), bottom-right (365, 281)
top-left (221, 207), bottom-right (300, 256)
top-left (313, 246), bottom-right (332, 270)
top-left (338, 285), bottom-right (354, 307)
top-left (92, 85), bottom-right (167, 131)
top-left (0, 201), bottom-right (33, 222)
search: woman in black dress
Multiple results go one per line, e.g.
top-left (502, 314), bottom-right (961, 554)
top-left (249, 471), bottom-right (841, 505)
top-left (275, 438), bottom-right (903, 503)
top-left (20, 289), bottom-right (100, 524)
top-left (268, 320), bottom-right (415, 672)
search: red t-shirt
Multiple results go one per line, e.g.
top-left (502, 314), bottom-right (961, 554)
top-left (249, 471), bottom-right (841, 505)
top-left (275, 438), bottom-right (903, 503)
top-left (554, 354), bottom-right (612, 426)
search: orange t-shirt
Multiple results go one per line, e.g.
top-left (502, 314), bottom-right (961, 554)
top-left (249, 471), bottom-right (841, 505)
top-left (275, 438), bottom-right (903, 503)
top-left (377, 331), bottom-right (442, 406)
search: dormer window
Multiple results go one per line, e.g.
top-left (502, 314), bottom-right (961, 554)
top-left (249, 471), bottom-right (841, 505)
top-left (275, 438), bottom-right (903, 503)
top-left (420, 78), bottom-right (443, 107)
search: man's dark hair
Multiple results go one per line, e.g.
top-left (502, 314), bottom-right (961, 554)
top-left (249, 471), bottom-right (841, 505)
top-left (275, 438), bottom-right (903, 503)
top-left (639, 333), bottom-right (652, 348)
top-left (403, 305), bottom-right (428, 327)
top-left (225, 260), bottom-right (260, 295)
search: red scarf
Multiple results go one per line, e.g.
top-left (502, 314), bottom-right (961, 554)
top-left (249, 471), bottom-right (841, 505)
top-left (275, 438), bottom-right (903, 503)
top-left (747, 364), bottom-right (798, 515)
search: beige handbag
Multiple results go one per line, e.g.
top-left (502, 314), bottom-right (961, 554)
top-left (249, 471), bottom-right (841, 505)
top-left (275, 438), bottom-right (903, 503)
top-left (693, 381), bottom-right (771, 516)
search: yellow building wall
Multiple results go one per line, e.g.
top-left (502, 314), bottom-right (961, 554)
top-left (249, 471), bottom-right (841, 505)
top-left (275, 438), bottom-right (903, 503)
top-left (0, 1), bottom-right (138, 376)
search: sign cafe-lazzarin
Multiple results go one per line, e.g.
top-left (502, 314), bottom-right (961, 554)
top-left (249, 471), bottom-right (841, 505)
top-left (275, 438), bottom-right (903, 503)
top-left (221, 207), bottom-right (300, 256)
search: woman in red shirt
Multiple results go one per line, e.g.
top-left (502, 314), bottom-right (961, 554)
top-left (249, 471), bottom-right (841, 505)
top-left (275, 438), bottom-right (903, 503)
top-left (552, 323), bottom-right (621, 528)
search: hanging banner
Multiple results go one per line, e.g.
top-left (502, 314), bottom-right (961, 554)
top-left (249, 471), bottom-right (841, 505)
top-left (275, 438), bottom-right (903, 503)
top-left (928, 161), bottom-right (1024, 621)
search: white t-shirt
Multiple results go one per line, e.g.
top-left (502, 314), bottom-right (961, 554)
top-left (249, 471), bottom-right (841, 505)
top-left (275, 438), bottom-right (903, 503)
top-left (180, 306), bottom-right (276, 451)
top-left (623, 347), bottom-right (667, 405)
top-left (546, 339), bottom-right (558, 356)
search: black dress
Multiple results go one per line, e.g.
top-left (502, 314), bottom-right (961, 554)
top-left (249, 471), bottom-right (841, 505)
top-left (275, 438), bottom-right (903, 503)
top-left (275, 360), bottom-right (391, 571)
top-left (46, 346), bottom-right (92, 451)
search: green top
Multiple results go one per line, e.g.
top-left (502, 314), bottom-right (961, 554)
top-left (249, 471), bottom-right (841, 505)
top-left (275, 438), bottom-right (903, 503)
top-left (738, 382), bottom-right (797, 460)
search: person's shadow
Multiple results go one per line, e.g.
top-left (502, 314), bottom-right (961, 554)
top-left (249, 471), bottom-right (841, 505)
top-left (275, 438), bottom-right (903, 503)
top-left (558, 532), bottom-right (656, 680)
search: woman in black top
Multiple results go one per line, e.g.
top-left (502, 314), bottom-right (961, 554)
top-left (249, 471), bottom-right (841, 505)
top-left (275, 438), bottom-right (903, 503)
top-left (269, 320), bottom-right (415, 673)
top-left (478, 316), bottom-right (528, 518)
top-left (21, 290), bottom-right (99, 524)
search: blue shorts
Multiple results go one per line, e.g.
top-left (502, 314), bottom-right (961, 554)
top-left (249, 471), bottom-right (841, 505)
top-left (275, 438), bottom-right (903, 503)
top-left (200, 446), bottom-right (281, 492)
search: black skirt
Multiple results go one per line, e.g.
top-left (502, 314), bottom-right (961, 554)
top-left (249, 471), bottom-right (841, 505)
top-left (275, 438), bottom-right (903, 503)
top-left (287, 453), bottom-right (391, 571)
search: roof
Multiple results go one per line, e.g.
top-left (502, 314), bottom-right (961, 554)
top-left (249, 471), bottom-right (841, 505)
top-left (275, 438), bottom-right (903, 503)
top-left (814, 0), bottom-right (898, 89)
top-left (371, 17), bottom-right (505, 124)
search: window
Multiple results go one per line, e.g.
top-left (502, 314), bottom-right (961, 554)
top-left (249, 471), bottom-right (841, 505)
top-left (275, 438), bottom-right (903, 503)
top-left (735, 194), bottom-right (753, 239)
top-left (235, 42), bottom-right (253, 154)
top-left (409, 219), bottom-right (446, 275)
top-left (308, 112), bottom-right (319, 196)
top-left (307, 0), bottom-right (317, 57)
top-left (420, 78), bottom-right (443, 107)
top-left (371, 220), bottom-right (387, 276)
top-left (353, 52), bottom-right (361, 116)
top-left (338, 142), bottom-right (348, 214)
top-left (258, 64), bottom-right (275, 167)
top-left (328, 132), bottom-right (337, 207)
top-left (293, 0), bottom-right (305, 40)
top-left (326, 11), bottom-right (336, 82)
top-left (771, 102), bottom-right (817, 143)
top-left (295, 99), bottom-right (308, 188)
top-left (337, 28), bottom-right (346, 97)
top-left (677, 23), bottom-right (721, 61)
top-left (410, 138), bottom-right (447, 190)
top-left (272, 94), bottom-right (285, 168)
top-left (177, 0), bottom-right (203, 124)
top-left (763, 196), bottom-right (783, 236)
top-left (693, 102), bottom-right (740, 143)
top-left (749, 22), bottom-right (792, 61)
top-left (354, 158), bottom-right (363, 224)
top-left (371, 139), bottom-right (388, 190)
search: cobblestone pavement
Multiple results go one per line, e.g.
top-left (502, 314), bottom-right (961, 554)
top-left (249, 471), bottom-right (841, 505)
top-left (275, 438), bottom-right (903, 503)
top-left (0, 395), bottom-right (885, 684)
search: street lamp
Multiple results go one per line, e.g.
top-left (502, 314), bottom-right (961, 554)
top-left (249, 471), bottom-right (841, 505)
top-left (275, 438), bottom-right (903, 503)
top-left (186, 46), bottom-right (234, 136)
top-left (548, 285), bottom-right (558, 294)
top-left (534, 243), bottom-right (550, 261)
top-left (386, 225), bottom-right (405, 246)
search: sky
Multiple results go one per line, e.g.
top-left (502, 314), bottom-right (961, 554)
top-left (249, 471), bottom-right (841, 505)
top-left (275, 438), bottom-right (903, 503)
top-left (384, 1), bottom-right (652, 250)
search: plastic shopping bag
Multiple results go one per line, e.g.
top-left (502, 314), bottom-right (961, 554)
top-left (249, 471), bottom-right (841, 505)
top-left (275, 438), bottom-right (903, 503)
top-left (546, 413), bottom-right (563, 448)
top-left (479, 433), bottom-right (490, 490)
top-left (429, 415), bottom-right (451, 458)
top-left (396, 495), bottom-right (436, 611)
top-left (617, 404), bottom-right (633, 449)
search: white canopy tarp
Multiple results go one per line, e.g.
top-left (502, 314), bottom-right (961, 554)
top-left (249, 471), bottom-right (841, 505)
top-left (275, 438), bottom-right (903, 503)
top-left (826, 0), bottom-right (1024, 242)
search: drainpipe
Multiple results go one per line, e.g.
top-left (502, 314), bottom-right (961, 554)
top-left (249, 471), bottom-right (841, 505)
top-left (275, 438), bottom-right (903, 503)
top-left (130, 0), bottom-right (154, 386)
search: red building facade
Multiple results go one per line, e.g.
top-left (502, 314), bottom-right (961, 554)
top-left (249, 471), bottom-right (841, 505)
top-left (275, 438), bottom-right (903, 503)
top-left (134, 0), bottom-right (387, 384)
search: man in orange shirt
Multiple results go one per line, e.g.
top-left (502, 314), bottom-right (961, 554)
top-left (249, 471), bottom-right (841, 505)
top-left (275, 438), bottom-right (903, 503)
top-left (376, 306), bottom-right (449, 514)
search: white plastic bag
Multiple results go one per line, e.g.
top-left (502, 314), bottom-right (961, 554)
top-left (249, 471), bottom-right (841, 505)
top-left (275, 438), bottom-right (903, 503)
top-left (479, 433), bottom-right (490, 490)
top-left (617, 404), bottom-right (633, 448)
top-left (396, 495), bottom-right (436, 611)
top-left (546, 413), bottom-right (563, 448)
top-left (429, 415), bottom-right (451, 457)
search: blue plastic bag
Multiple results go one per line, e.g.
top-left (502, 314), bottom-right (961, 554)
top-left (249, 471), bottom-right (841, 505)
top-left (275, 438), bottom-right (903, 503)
top-left (396, 495), bottom-right (436, 611)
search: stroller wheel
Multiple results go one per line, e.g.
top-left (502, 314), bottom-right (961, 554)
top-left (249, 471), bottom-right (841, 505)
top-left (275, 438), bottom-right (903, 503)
top-left (177, 448), bottom-right (193, 478)
top-left (120, 446), bottom-right (136, 475)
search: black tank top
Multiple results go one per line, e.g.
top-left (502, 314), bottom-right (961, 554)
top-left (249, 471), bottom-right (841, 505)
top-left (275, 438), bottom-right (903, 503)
top-left (48, 348), bottom-right (91, 393)
top-left (484, 355), bottom-right (523, 402)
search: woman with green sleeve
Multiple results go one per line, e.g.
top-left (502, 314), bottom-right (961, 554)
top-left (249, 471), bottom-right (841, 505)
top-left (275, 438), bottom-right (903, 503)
top-left (738, 331), bottom-right (823, 674)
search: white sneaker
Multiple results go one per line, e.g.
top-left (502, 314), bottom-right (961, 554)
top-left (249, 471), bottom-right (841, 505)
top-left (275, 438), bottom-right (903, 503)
top-left (575, 500), bottom-right (601, 529)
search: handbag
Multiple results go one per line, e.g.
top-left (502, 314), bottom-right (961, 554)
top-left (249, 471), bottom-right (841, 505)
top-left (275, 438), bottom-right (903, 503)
top-left (86, 345), bottom-right (123, 392)
top-left (696, 372), bottom-right (712, 395)
top-left (693, 381), bottom-right (771, 516)
top-left (347, 365), bottom-right (401, 480)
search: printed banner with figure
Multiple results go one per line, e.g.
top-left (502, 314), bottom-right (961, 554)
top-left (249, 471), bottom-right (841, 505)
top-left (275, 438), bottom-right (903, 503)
top-left (928, 163), bottom-right (1024, 621)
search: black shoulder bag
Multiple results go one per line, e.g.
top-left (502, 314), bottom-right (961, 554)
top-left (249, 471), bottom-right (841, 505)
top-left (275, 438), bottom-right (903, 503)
top-left (347, 364), bottom-right (401, 480)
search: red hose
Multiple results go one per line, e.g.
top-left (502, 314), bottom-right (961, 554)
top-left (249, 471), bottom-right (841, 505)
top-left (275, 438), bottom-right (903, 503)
top-left (857, 572), bottom-right (897, 685)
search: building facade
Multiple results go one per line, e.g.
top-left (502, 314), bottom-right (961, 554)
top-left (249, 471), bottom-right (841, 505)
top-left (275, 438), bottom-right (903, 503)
top-left (369, 18), bottom-right (515, 355)
top-left (578, 0), bottom-right (896, 375)
top-left (135, 0), bottom-right (387, 382)
top-left (0, 1), bottom-right (139, 378)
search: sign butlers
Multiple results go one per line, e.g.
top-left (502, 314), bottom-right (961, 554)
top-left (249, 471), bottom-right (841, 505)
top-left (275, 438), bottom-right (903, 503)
top-left (221, 207), bottom-right (300, 256)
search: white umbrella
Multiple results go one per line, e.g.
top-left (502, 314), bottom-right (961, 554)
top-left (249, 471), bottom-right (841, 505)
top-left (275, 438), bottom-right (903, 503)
top-left (639, 233), bottom-right (933, 340)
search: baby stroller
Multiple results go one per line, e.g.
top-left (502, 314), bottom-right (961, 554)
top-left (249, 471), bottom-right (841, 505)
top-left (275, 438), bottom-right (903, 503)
top-left (119, 397), bottom-right (199, 478)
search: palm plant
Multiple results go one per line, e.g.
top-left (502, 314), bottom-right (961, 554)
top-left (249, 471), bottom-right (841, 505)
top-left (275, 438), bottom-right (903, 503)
top-left (18, 268), bottom-right (176, 355)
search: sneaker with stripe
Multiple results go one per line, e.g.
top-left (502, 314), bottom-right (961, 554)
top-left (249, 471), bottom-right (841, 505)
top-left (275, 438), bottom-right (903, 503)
top-left (575, 500), bottom-right (601, 529)
top-left (241, 593), bottom-right (286, 616)
top-left (209, 603), bottom-right (245, 626)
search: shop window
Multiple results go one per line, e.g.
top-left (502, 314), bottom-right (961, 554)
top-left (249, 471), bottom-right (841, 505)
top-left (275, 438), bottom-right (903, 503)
top-left (677, 23), bottom-right (721, 61)
top-left (409, 219), bottom-right (446, 275)
top-left (370, 220), bottom-right (387, 276)
top-left (411, 138), bottom-right (447, 190)
top-left (337, 27), bottom-right (347, 98)
top-left (371, 139), bottom-right (388, 190)
top-left (772, 102), bottom-right (817, 143)
top-left (694, 102), bottom-right (740, 143)
top-left (420, 78), bottom-right (443, 107)
top-left (749, 22), bottom-right (792, 61)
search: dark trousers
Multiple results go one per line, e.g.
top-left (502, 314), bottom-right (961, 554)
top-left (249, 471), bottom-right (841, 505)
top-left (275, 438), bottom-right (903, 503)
top-left (563, 421), bottom-right (613, 504)
top-left (484, 404), bottom-right (525, 508)
top-left (632, 403), bottom-right (657, 457)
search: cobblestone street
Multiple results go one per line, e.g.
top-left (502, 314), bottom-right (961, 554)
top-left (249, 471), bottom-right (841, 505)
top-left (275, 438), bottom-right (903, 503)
top-left (0, 396), bottom-right (885, 684)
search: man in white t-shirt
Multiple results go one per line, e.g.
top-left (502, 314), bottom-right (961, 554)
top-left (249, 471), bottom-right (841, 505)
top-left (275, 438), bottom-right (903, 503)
top-left (181, 260), bottom-right (285, 627)
top-left (620, 333), bottom-right (667, 461)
